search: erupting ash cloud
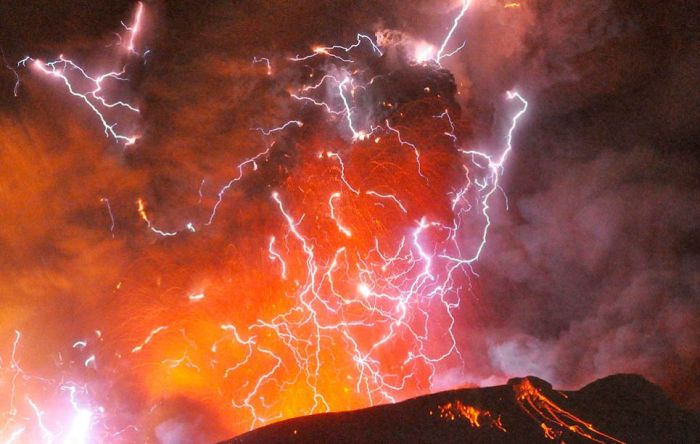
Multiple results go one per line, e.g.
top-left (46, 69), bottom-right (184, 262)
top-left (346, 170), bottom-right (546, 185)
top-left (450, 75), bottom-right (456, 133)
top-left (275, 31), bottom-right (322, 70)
top-left (0, 0), bottom-right (698, 442)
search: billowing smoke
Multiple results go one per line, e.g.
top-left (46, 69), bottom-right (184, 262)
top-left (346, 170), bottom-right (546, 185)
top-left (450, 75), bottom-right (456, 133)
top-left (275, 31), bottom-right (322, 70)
top-left (460, 0), bottom-right (700, 409)
top-left (481, 147), bottom-right (700, 406)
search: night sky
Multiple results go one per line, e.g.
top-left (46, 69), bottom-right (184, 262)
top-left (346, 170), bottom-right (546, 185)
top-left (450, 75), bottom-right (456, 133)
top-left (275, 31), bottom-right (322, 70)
top-left (0, 1), bottom-right (698, 442)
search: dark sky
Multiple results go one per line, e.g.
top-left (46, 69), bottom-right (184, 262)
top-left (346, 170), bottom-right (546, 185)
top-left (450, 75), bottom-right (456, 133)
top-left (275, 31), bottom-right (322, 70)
top-left (0, 0), bottom-right (698, 442)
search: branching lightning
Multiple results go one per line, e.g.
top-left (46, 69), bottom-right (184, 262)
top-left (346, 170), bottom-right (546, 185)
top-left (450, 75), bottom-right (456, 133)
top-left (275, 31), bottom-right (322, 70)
top-left (0, 1), bottom-right (537, 441)
top-left (15, 2), bottom-right (145, 145)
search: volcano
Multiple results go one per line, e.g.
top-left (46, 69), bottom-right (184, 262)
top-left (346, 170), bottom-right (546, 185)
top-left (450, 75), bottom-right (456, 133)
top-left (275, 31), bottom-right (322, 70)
top-left (2, 0), bottom-right (699, 441)
top-left (222, 374), bottom-right (700, 443)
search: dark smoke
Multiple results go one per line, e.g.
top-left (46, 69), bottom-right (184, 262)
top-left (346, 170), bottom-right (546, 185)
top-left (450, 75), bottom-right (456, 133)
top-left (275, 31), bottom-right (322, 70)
top-left (463, 0), bottom-right (700, 409)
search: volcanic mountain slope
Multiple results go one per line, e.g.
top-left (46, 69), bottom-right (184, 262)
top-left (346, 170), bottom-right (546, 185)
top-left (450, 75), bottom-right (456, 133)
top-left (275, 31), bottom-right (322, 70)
top-left (222, 374), bottom-right (700, 443)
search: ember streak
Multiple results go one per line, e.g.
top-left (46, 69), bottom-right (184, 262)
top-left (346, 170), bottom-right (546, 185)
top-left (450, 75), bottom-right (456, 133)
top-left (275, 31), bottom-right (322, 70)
top-left (512, 380), bottom-right (624, 443)
top-left (2, 0), bottom-right (650, 442)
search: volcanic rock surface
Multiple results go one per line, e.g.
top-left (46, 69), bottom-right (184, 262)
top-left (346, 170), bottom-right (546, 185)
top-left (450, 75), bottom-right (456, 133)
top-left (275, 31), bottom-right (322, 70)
top-left (222, 374), bottom-right (700, 443)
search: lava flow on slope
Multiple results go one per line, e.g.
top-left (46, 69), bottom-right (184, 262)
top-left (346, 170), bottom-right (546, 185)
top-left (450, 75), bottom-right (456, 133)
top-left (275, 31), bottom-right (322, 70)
top-left (224, 374), bottom-right (700, 443)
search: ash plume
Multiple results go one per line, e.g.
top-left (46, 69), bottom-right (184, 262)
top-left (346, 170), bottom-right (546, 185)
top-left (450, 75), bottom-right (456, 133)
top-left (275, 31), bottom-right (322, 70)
top-left (0, 0), bottom-right (698, 442)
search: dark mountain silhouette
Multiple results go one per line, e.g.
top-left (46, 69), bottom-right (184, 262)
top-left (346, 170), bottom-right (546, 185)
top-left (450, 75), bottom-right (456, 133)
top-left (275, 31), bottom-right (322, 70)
top-left (221, 374), bottom-right (700, 443)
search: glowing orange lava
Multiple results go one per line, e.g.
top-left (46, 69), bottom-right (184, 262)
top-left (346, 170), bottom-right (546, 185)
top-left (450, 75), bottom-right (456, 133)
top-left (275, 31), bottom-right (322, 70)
top-left (514, 379), bottom-right (625, 443)
top-left (437, 400), bottom-right (506, 431)
top-left (0, 1), bottom-right (531, 442)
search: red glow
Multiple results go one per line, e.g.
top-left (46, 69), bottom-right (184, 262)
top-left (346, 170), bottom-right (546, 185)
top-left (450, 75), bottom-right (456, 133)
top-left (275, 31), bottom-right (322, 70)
top-left (0, 1), bottom-right (531, 442)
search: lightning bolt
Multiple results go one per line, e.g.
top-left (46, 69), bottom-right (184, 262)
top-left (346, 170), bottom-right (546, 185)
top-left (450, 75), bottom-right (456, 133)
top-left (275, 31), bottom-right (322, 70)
top-left (0, 1), bottom-right (537, 439)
